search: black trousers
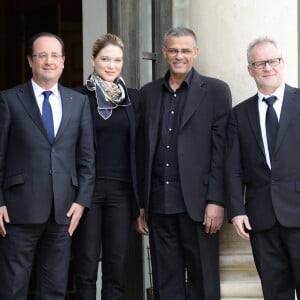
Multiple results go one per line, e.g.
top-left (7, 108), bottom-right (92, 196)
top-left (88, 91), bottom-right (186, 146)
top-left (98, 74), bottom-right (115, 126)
top-left (250, 223), bottom-right (300, 300)
top-left (73, 179), bottom-right (133, 300)
top-left (149, 212), bottom-right (220, 300)
top-left (0, 220), bottom-right (71, 300)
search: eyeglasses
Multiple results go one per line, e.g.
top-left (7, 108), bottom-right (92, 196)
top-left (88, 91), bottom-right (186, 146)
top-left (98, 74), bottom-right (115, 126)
top-left (32, 53), bottom-right (64, 61)
top-left (251, 58), bottom-right (282, 69)
top-left (166, 48), bottom-right (194, 56)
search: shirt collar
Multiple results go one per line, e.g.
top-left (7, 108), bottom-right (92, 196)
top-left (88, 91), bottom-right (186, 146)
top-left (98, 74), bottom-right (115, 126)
top-left (257, 82), bottom-right (285, 104)
top-left (163, 68), bottom-right (194, 90)
top-left (31, 79), bottom-right (59, 98)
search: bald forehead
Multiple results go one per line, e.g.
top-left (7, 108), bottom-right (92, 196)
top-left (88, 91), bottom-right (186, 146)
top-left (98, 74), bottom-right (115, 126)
top-left (251, 42), bottom-right (280, 61)
top-left (33, 36), bottom-right (63, 53)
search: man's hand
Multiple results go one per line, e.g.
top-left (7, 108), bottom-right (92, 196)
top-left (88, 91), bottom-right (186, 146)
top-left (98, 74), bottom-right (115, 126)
top-left (135, 208), bottom-right (149, 235)
top-left (232, 215), bottom-right (252, 240)
top-left (0, 206), bottom-right (10, 237)
top-left (66, 203), bottom-right (85, 236)
top-left (203, 203), bottom-right (224, 234)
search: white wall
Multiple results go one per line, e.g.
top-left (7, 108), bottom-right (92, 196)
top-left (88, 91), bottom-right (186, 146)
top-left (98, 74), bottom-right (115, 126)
top-left (190, 0), bottom-right (298, 106)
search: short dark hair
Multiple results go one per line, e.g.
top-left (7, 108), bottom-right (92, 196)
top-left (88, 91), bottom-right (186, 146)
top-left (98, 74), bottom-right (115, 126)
top-left (163, 26), bottom-right (197, 47)
top-left (27, 32), bottom-right (65, 57)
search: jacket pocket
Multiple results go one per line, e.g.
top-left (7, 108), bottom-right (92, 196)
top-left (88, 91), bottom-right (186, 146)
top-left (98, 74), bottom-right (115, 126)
top-left (203, 175), bottom-right (209, 185)
top-left (71, 175), bottom-right (79, 189)
top-left (3, 174), bottom-right (25, 190)
top-left (295, 181), bottom-right (300, 192)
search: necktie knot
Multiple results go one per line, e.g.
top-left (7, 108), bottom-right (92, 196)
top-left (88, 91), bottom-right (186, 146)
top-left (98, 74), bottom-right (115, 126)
top-left (43, 90), bottom-right (52, 99)
top-left (263, 96), bottom-right (277, 106)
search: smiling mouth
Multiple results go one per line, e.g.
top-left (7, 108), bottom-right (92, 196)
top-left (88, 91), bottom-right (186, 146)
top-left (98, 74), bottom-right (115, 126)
top-left (262, 74), bottom-right (275, 78)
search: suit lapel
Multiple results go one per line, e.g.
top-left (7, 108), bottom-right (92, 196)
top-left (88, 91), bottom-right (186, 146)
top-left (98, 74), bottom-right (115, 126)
top-left (247, 95), bottom-right (266, 156)
top-left (17, 82), bottom-right (49, 140)
top-left (55, 85), bottom-right (73, 142)
top-left (148, 80), bottom-right (163, 144)
top-left (180, 73), bottom-right (206, 129)
top-left (274, 86), bottom-right (300, 153)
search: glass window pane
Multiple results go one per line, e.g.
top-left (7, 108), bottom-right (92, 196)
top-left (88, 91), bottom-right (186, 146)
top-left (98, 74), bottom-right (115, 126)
top-left (140, 0), bottom-right (153, 86)
top-left (173, 0), bottom-right (190, 27)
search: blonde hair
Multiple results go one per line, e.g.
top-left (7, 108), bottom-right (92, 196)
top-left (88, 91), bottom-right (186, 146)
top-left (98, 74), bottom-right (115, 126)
top-left (92, 33), bottom-right (124, 57)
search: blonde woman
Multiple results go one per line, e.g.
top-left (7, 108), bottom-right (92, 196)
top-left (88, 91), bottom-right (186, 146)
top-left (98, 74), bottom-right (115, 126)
top-left (73, 33), bottom-right (140, 300)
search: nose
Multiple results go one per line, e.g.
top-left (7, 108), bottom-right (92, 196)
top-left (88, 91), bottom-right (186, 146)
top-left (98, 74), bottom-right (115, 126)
top-left (263, 62), bottom-right (273, 70)
top-left (44, 56), bottom-right (54, 64)
top-left (175, 51), bottom-right (184, 59)
top-left (107, 61), bottom-right (116, 68)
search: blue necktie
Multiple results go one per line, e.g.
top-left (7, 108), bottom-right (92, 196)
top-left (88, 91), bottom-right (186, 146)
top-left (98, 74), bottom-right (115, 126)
top-left (263, 96), bottom-right (278, 160)
top-left (42, 91), bottom-right (55, 143)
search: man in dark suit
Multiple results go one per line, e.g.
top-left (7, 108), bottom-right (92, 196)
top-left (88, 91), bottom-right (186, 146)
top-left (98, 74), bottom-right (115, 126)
top-left (0, 32), bottom-right (95, 299)
top-left (136, 26), bottom-right (231, 300)
top-left (226, 37), bottom-right (300, 299)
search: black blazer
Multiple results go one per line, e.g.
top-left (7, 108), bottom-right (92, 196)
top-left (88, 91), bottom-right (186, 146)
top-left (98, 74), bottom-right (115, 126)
top-left (226, 84), bottom-right (300, 232)
top-left (139, 69), bottom-right (232, 222)
top-left (0, 81), bottom-right (95, 224)
top-left (76, 85), bottom-right (140, 219)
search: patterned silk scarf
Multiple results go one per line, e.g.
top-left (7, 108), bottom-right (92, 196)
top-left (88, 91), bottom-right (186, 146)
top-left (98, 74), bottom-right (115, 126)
top-left (86, 72), bottom-right (131, 120)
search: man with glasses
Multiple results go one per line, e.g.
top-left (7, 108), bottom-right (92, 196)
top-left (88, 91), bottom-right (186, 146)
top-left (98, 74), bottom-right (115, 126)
top-left (0, 32), bottom-right (95, 299)
top-left (226, 37), bottom-right (300, 299)
top-left (136, 26), bottom-right (231, 299)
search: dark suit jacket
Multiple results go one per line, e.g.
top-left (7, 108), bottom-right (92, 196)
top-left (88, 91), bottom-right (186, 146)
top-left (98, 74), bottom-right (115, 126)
top-left (139, 69), bottom-right (232, 222)
top-left (226, 84), bottom-right (300, 232)
top-left (0, 81), bottom-right (95, 224)
top-left (76, 85), bottom-right (140, 219)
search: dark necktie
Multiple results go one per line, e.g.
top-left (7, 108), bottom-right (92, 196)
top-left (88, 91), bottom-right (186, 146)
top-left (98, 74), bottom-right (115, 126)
top-left (263, 96), bottom-right (278, 160)
top-left (42, 91), bottom-right (55, 143)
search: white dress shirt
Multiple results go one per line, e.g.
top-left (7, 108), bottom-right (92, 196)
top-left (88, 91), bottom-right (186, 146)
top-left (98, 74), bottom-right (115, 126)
top-left (257, 82), bottom-right (285, 169)
top-left (31, 80), bottom-right (62, 136)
